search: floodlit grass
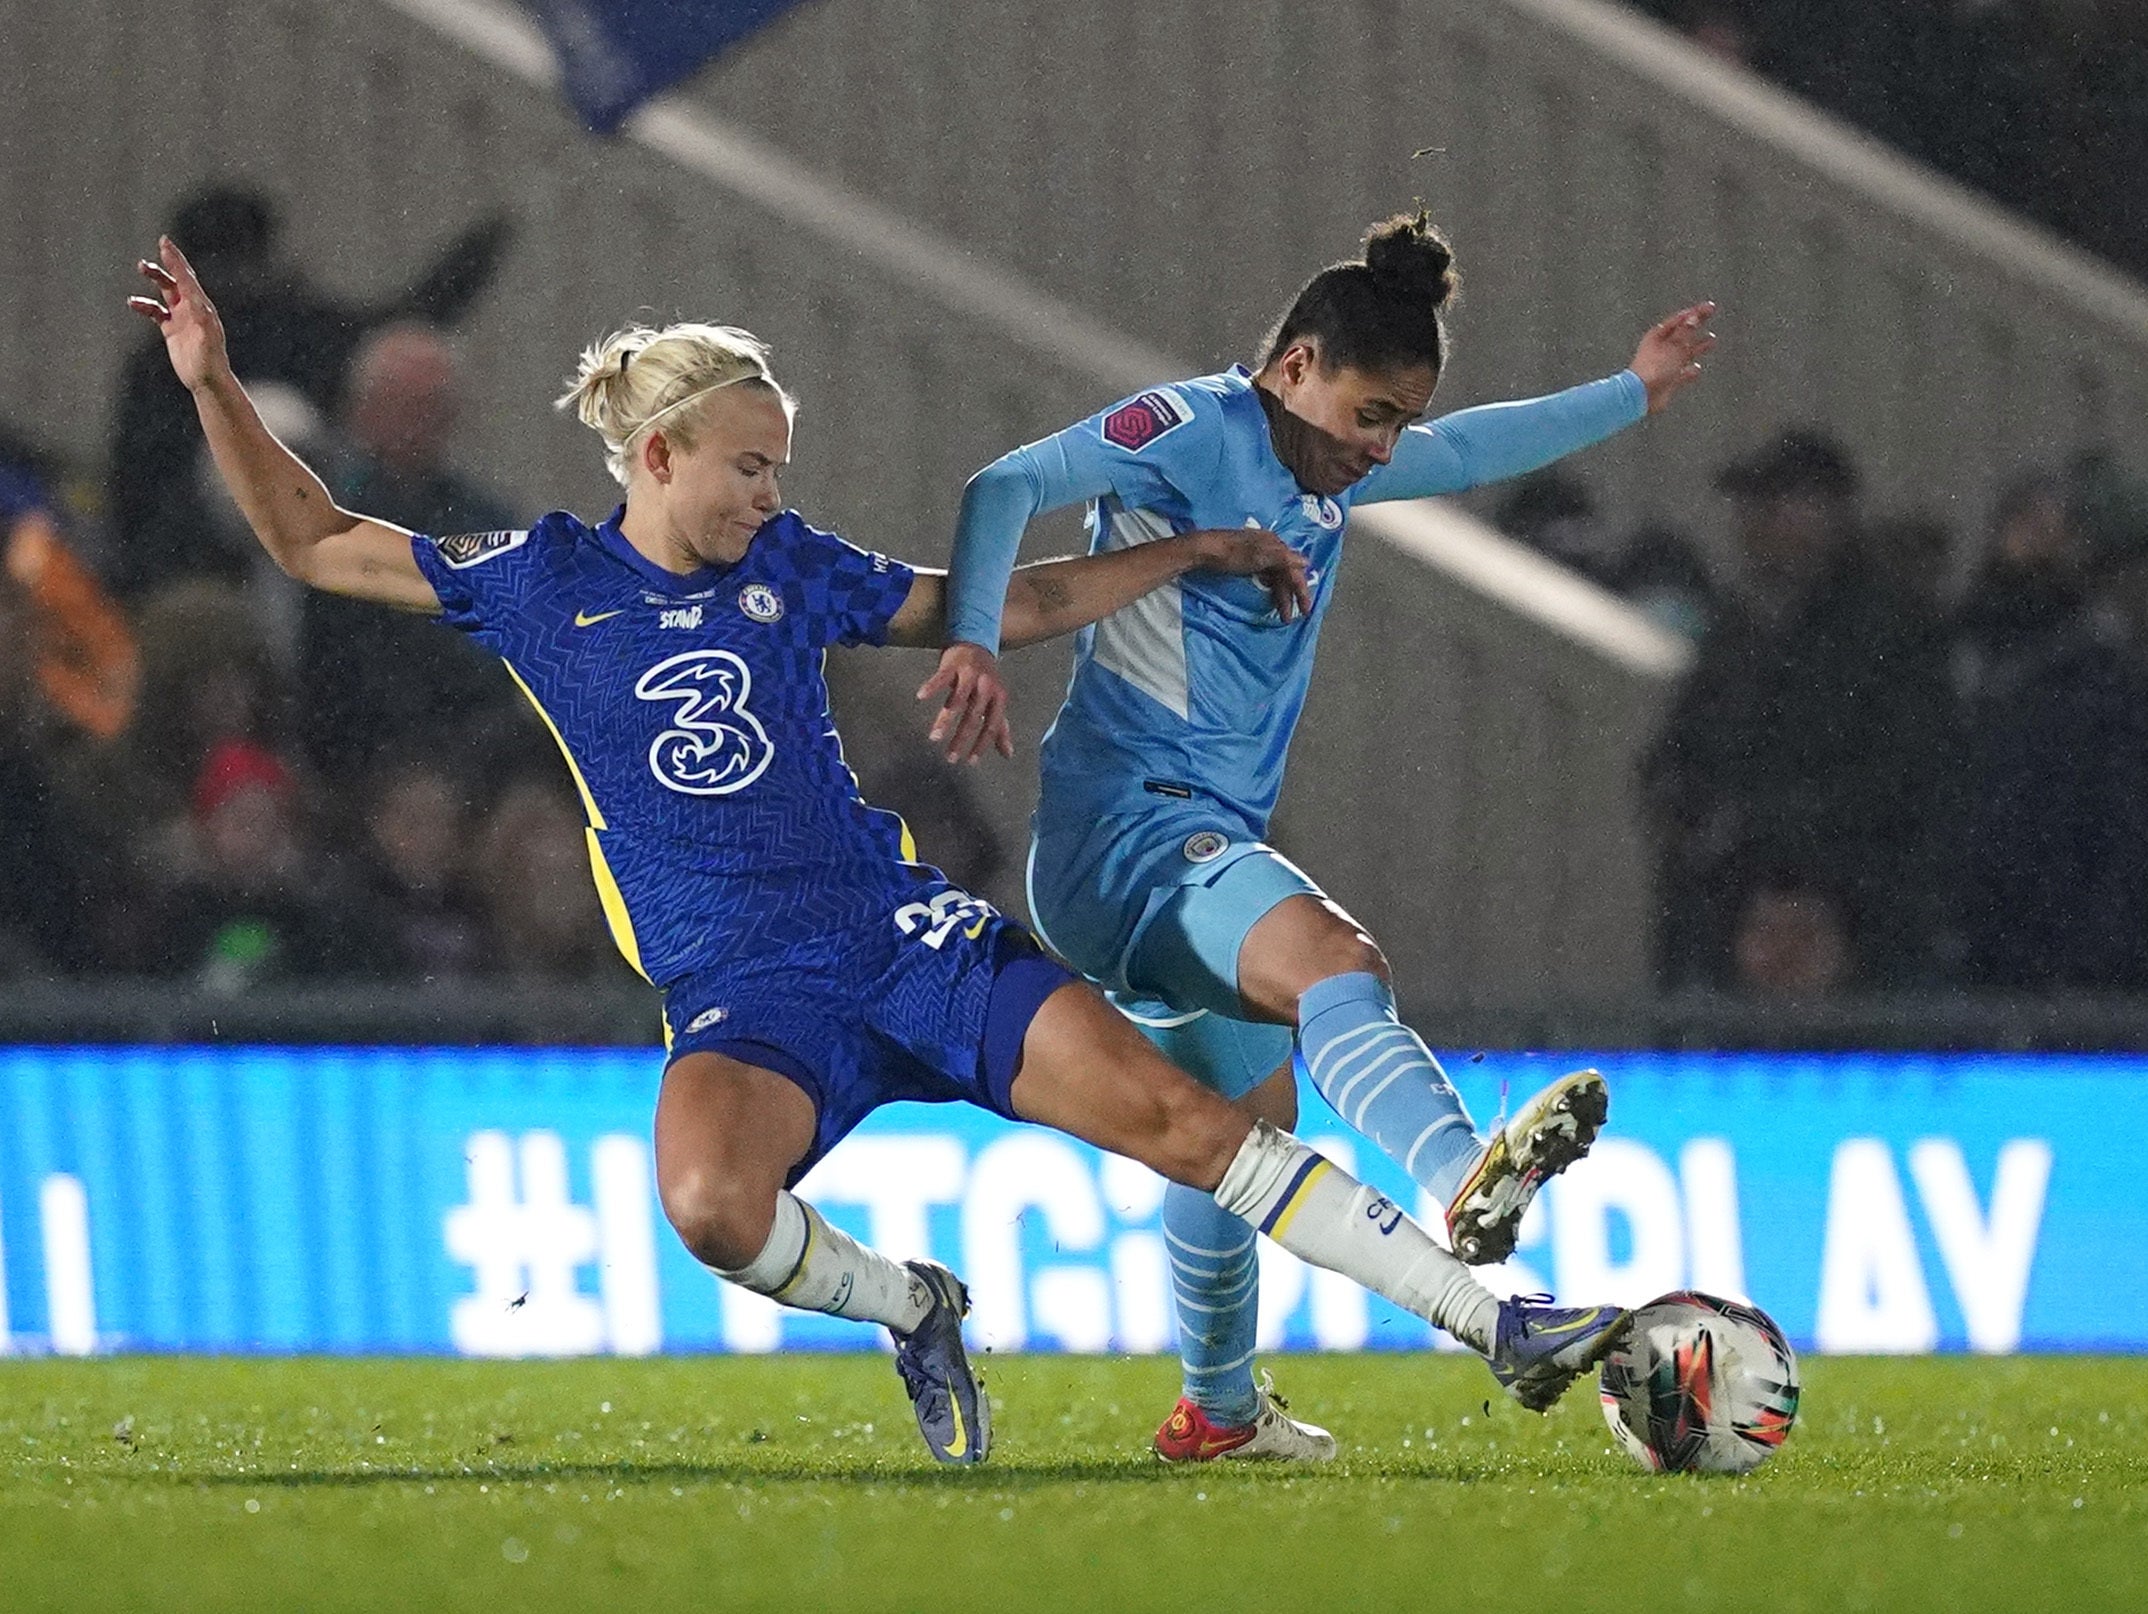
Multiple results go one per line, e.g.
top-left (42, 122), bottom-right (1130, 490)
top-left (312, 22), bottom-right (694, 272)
top-left (1, 1354), bottom-right (2142, 1611)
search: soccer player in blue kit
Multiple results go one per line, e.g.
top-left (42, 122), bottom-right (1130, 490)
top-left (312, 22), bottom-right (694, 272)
top-left (929, 213), bottom-right (1715, 1461)
top-left (134, 234), bottom-right (1638, 1464)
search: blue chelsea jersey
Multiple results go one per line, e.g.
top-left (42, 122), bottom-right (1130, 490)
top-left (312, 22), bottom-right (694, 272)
top-left (411, 508), bottom-right (921, 988)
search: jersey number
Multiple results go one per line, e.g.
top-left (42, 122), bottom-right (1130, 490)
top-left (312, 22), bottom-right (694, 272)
top-left (635, 650), bottom-right (775, 796)
top-left (894, 888), bottom-right (997, 950)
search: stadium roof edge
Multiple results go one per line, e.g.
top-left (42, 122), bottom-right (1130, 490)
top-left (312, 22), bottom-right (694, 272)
top-left (376, 0), bottom-right (1689, 680)
top-left (1510, 0), bottom-right (2148, 345)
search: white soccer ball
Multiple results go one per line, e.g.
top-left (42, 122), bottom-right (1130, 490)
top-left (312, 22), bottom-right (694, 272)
top-left (1598, 1290), bottom-right (1800, 1474)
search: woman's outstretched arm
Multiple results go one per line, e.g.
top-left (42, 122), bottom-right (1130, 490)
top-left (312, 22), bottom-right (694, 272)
top-left (887, 526), bottom-right (1309, 763)
top-left (1356, 302), bottom-right (1717, 504)
top-left (128, 236), bottom-right (441, 612)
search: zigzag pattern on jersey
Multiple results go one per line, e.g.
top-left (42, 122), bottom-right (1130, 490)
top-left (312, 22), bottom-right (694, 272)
top-left (665, 896), bottom-right (1017, 1114)
top-left (417, 509), bottom-right (938, 988)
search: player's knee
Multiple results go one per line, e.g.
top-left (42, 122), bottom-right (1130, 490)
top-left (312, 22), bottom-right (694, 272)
top-left (1290, 933), bottom-right (1391, 1014)
top-left (1236, 1072), bottom-right (1297, 1131)
top-left (1325, 933), bottom-right (1390, 984)
top-left (1139, 1086), bottom-right (1251, 1193)
top-left (659, 1167), bottom-right (779, 1272)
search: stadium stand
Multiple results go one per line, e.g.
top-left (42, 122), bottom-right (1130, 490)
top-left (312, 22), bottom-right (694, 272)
top-left (5, 0), bottom-right (2148, 1035)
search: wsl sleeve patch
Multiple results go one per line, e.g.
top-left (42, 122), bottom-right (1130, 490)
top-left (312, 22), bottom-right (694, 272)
top-left (433, 529), bottom-right (530, 569)
top-left (1101, 387), bottom-right (1193, 453)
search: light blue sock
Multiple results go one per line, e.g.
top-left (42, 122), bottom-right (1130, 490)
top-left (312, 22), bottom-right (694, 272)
top-left (1299, 971), bottom-right (1484, 1204)
top-left (1163, 1181), bottom-right (1261, 1426)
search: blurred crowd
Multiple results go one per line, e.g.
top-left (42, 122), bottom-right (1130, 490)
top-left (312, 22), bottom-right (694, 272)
top-left (1499, 430), bottom-right (2148, 998)
top-left (7, 179), bottom-right (2147, 1002)
top-left (1636, 0), bottom-right (2148, 278)
top-left (0, 186), bottom-right (636, 995)
top-left (1, 184), bottom-right (1011, 999)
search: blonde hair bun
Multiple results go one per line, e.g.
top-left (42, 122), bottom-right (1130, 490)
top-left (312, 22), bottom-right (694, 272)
top-left (557, 322), bottom-right (791, 486)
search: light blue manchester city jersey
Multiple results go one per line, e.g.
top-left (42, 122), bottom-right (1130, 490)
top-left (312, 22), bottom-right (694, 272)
top-left (945, 365), bottom-right (1647, 847)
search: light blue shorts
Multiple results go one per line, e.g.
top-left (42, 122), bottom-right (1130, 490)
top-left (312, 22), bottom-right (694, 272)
top-left (1027, 810), bottom-right (1318, 1099)
top-left (1109, 993), bottom-right (1299, 1102)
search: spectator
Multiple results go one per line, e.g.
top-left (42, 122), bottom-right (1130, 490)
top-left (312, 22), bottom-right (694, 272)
top-left (472, 774), bottom-right (624, 991)
top-left (1950, 457), bottom-right (2148, 987)
top-left (1862, 511), bottom-right (1958, 630)
top-left (1, 425), bottom-right (139, 741)
top-left (300, 320), bottom-right (521, 785)
top-left (149, 736), bottom-right (349, 990)
top-left (1951, 471), bottom-right (2080, 698)
top-left (1494, 471), bottom-right (1716, 639)
top-left (127, 581), bottom-right (291, 807)
top-left (0, 564), bottom-right (103, 977)
top-left (1652, 0), bottom-right (1761, 67)
top-left (1728, 856), bottom-right (1856, 998)
top-left (339, 752), bottom-right (489, 981)
top-left (60, 581), bottom-right (301, 967)
top-left (1614, 522), bottom-right (1717, 642)
top-left (1646, 428), bottom-right (1956, 989)
top-left (108, 185), bottom-right (511, 597)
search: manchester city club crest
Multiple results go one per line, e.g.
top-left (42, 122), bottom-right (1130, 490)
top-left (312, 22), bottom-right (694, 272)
top-left (738, 582), bottom-right (785, 623)
top-left (1300, 493), bottom-right (1343, 530)
top-left (1182, 830), bottom-right (1230, 864)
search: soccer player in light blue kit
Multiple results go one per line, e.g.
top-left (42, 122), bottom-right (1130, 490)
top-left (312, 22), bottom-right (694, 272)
top-left (930, 213), bottom-right (1715, 1461)
top-left (136, 232), bottom-right (1640, 1465)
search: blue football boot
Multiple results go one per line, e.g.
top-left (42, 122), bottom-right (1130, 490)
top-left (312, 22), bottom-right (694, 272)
top-left (1487, 1295), bottom-right (1634, 1413)
top-left (890, 1260), bottom-right (991, 1463)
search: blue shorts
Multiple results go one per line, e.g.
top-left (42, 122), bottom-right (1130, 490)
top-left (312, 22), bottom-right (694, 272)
top-left (661, 892), bottom-right (1076, 1185)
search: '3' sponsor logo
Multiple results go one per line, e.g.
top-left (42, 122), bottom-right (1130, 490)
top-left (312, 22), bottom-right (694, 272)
top-left (634, 650), bottom-right (775, 796)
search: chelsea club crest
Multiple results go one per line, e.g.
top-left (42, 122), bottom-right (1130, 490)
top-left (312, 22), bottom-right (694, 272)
top-left (738, 583), bottom-right (785, 624)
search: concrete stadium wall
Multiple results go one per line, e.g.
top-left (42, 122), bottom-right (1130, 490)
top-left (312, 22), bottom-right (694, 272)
top-left (2, 0), bottom-right (1692, 1012)
top-left (695, 0), bottom-right (2148, 562)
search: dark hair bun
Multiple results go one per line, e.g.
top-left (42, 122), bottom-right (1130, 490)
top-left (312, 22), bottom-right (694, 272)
top-left (1362, 212), bottom-right (1458, 309)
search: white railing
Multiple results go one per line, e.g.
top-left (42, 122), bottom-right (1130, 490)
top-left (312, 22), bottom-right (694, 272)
top-left (692, 0), bottom-right (2148, 556)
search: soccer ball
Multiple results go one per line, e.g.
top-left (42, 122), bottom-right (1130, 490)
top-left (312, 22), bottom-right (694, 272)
top-left (1598, 1291), bottom-right (1800, 1474)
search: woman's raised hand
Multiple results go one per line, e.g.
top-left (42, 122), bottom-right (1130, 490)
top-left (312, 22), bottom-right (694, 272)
top-left (1629, 301), bottom-right (1718, 414)
top-left (918, 642), bottom-right (1012, 766)
top-left (127, 236), bottom-right (228, 394)
top-left (1186, 526), bottom-right (1313, 622)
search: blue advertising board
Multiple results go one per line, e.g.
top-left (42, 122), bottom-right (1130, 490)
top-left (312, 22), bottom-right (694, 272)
top-left (0, 1047), bottom-right (2140, 1356)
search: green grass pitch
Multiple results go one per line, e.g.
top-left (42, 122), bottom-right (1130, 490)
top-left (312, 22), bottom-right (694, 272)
top-left (2, 1354), bottom-right (2142, 1611)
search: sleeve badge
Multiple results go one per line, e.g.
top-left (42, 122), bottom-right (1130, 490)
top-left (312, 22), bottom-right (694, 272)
top-left (1101, 387), bottom-right (1193, 453)
top-left (433, 529), bottom-right (529, 569)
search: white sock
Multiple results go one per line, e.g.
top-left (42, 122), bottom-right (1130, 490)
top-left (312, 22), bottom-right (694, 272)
top-left (1211, 1121), bottom-right (1500, 1353)
top-left (715, 1191), bottom-right (931, 1332)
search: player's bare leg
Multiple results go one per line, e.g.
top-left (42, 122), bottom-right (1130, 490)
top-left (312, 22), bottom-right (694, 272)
top-left (1010, 981), bottom-right (1627, 1410)
top-left (653, 1053), bottom-right (816, 1271)
top-left (1237, 894), bottom-right (1607, 1264)
top-left (654, 1052), bottom-right (988, 1462)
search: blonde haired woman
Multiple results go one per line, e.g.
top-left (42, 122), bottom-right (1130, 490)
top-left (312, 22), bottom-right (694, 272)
top-left (134, 236), bottom-right (1635, 1464)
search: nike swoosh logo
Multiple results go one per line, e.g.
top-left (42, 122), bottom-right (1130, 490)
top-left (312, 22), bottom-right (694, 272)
top-left (943, 1377), bottom-right (969, 1458)
top-left (574, 609), bottom-right (625, 627)
top-left (1534, 1310), bottom-right (1608, 1339)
